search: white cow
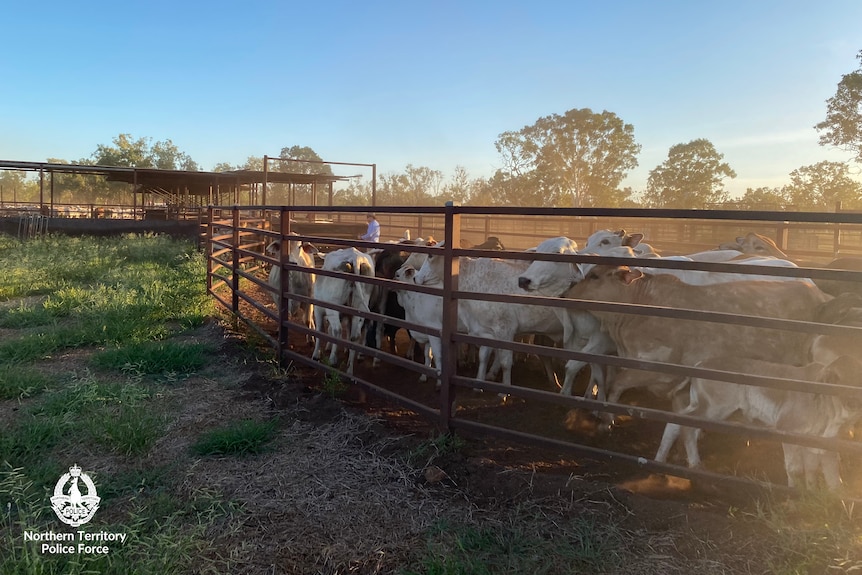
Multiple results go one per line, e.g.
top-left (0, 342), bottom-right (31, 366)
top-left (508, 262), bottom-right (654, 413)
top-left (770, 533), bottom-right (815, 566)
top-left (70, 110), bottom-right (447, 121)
top-left (563, 265), bottom-right (832, 425)
top-left (266, 234), bottom-right (318, 334)
top-left (311, 247), bottom-right (375, 375)
top-left (655, 355), bottom-right (862, 490)
top-left (365, 236), bottom-right (436, 366)
top-left (577, 245), bottom-right (815, 287)
top-left (516, 236), bottom-right (815, 404)
top-left (393, 264), bottom-right (445, 387)
top-left (581, 229), bottom-right (660, 258)
top-left (583, 228), bottom-right (801, 266)
top-left (516, 236), bottom-right (616, 397)
top-left (412, 246), bottom-right (565, 391)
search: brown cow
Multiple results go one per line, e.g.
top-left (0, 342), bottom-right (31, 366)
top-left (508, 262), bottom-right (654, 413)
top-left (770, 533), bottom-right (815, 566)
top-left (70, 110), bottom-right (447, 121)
top-left (719, 232), bottom-right (789, 259)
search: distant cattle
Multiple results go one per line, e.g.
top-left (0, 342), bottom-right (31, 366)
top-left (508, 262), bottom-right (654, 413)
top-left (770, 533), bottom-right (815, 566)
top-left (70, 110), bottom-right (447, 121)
top-left (311, 247), bottom-right (375, 375)
top-left (468, 236), bottom-right (506, 251)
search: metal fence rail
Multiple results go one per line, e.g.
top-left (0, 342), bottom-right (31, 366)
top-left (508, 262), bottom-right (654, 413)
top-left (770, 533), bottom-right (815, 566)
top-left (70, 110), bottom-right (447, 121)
top-left (207, 203), bottom-right (862, 496)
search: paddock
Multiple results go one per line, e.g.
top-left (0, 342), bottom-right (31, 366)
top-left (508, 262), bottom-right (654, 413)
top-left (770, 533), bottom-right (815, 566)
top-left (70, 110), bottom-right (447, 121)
top-left (207, 203), bottom-right (862, 498)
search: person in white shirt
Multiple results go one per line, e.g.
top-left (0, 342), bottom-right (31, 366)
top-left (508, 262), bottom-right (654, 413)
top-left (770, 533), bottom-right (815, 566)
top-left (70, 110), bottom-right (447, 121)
top-left (359, 213), bottom-right (380, 242)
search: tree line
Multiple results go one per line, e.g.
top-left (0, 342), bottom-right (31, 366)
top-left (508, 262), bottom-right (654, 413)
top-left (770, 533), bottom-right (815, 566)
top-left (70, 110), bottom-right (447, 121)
top-left (3, 50), bottom-right (861, 211)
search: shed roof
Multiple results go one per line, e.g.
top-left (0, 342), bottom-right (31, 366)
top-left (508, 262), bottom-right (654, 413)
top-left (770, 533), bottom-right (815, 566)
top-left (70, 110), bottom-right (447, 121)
top-left (0, 160), bottom-right (348, 195)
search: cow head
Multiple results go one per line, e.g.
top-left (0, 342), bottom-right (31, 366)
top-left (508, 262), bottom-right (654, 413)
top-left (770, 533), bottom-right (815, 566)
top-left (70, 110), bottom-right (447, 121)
top-left (516, 236), bottom-right (579, 296)
top-left (582, 229), bottom-right (644, 253)
top-left (721, 233), bottom-right (788, 259)
top-left (567, 265), bottom-right (645, 301)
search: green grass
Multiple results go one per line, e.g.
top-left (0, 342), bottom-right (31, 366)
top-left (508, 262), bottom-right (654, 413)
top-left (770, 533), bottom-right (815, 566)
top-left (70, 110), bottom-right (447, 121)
top-left (750, 491), bottom-right (862, 574)
top-left (0, 465), bottom-right (232, 575)
top-left (0, 365), bottom-right (54, 400)
top-left (404, 515), bottom-right (624, 575)
top-left (407, 433), bottom-right (466, 467)
top-left (0, 234), bottom-right (232, 574)
top-left (0, 234), bottom-right (212, 363)
top-left (190, 419), bottom-right (279, 456)
top-left (90, 340), bottom-right (216, 375)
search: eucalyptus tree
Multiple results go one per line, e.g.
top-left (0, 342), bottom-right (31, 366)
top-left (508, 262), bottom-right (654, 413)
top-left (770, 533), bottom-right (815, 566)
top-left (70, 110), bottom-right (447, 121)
top-left (86, 134), bottom-right (199, 204)
top-left (644, 139), bottom-right (736, 208)
top-left (783, 161), bottom-right (862, 210)
top-left (275, 145), bottom-right (333, 175)
top-left (734, 186), bottom-right (788, 211)
top-left (91, 134), bottom-right (197, 170)
top-left (375, 165), bottom-right (444, 206)
top-left (816, 50), bottom-right (862, 164)
top-left (494, 108), bottom-right (640, 207)
top-left (0, 169), bottom-right (36, 203)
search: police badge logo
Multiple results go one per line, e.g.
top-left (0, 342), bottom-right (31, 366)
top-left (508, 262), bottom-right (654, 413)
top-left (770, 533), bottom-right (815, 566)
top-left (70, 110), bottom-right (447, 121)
top-left (50, 464), bottom-right (100, 527)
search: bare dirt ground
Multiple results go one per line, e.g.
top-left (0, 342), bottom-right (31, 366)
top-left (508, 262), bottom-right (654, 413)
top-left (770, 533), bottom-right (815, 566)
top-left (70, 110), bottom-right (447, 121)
top-left (205, 286), bottom-right (861, 574)
top-left (9, 285), bottom-right (858, 573)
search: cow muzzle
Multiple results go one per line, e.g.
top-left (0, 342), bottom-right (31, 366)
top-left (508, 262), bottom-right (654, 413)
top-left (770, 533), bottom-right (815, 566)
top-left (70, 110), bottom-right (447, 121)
top-left (517, 276), bottom-right (533, 291)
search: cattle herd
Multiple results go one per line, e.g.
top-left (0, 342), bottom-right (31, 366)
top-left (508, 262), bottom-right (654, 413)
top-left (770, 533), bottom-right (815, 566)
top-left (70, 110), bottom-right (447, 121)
top-left (262, 228), bottom-right (862, 492)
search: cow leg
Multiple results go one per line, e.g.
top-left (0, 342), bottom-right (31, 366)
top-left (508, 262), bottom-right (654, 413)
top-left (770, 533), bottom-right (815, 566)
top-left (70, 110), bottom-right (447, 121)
top-left (680, 427), bottom-right (703, 468)
top-left (655, 422), bottom-right (703, 467)
top-left (561, 359), bottom-right (588, 396)
top-left (586, 363), bottom-right (605, 401)
top-left (499, 349), bottom-right (514, 388)
top-left (346, 349), bottom-right (357, 375)
top-left (475, 345), bottom-right (493, 383)
top-left (311, 306), bottom-right (326, 361)
top-left (655, 423), bottom-right (681, 463)
top-left (782, 443), bottom-right (805, 489)
top-left (561, 331), bottom-right (613, 396)
top-left (410, 333), bottom-right (432, 382)
top-left (429, 336), bottom-right (443, 389)
top-left (420, 342), bottom-right (432, 382)
top-left (487, 349), bottom-right (502, 380)
top-left (817, 450), bottom-right (842, 491)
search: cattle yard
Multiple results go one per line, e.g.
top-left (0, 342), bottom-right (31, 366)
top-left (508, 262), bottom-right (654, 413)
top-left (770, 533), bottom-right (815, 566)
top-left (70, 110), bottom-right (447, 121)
top-left (207, 203), bottom-right (862, 498)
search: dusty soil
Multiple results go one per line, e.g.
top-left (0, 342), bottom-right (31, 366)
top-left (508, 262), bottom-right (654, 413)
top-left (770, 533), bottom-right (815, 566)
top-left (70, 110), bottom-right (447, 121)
top-left (212, 285), bottom-right (861, 574)
top-left (10, 281), bottom-right (858, 573)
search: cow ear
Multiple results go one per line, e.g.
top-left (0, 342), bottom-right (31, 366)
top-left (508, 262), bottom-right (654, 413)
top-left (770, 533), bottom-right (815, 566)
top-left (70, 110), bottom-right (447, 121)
top-left (619, 268), bottom-right (644, 285)
top-left (302, 243), bottom-right (319, 255)
top-left (624, 233), bottom-right (644, 247)
top-left (404, 267), bottom-right (416, 280)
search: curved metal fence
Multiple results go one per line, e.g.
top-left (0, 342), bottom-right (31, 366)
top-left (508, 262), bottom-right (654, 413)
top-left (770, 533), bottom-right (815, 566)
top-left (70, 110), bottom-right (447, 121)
top-left (206, 204), bottom-right (862, 497)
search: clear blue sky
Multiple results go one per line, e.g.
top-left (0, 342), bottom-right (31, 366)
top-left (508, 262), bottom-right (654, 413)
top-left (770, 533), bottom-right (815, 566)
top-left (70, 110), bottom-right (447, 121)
top-left (2, 0), bottom-right (861, 198)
